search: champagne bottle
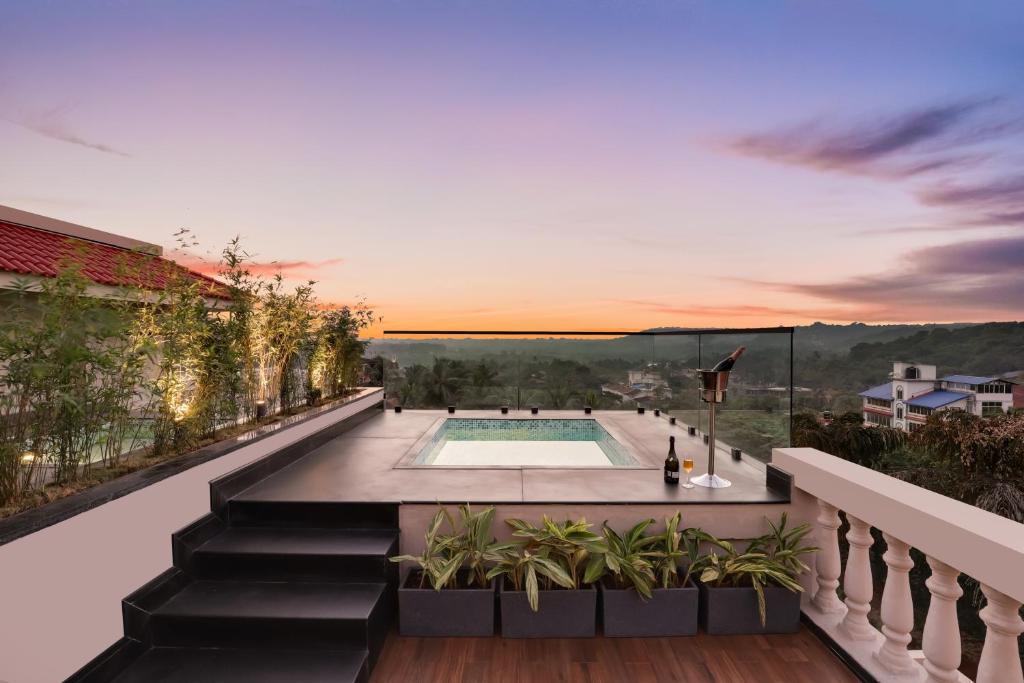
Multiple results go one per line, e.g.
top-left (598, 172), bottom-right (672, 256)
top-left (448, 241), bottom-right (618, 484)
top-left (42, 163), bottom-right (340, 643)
top-left (664, 436), bottom-right (680, 484)
top-left (711, 346), bottom-right (746, 372)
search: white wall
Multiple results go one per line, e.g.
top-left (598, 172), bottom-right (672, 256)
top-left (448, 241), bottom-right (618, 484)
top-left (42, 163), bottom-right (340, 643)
top-left (0, 389), bottom-right (382, 683)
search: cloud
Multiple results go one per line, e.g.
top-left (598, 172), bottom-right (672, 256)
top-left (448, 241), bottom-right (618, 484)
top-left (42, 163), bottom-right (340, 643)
top-left (727, 98), bottom-right (1008, 179)
top-left (758, 236), bottom-right (1024, 320)
top-left (2, 106), bottom-right (130, 157)
top-left (170, 251), bottom-right (344, 279)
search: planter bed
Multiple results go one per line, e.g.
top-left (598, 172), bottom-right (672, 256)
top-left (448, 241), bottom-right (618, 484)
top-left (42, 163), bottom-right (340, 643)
top-left (698, 582), bottom-right (801, 635)
top-left (600, 580), bottom-right (698, 637)
top-left (498, 581), bottom-right (596, 638)
top-left (398, 571), bottom-right (495, 637)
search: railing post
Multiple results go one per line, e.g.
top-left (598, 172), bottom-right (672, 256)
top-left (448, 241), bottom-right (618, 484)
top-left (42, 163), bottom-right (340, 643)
top-left (977, 584), bottom-right (1024, 683)
top-left (813, 499), bottom-right (845, 614)
top-left (840, 514), bottom-right (875, 640)
top-left (874, 533), bottom-right (917, 675)
top-left (922, 556), bottom-right (962, 682)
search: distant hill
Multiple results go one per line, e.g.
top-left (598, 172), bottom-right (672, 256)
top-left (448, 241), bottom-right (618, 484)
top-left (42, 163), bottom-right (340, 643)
top-left (795, 322), bottom-right (1024, 393)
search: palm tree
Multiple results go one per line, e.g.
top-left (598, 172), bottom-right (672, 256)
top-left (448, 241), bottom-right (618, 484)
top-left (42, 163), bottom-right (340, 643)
top-left (791, 411), bottom-right (905, 468)
top-left (427, 358), bottom-right (462, 406)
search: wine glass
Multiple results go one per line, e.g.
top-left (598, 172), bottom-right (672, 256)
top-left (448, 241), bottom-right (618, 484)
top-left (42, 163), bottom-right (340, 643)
top-left (682, 458), bottom-right (694, 488)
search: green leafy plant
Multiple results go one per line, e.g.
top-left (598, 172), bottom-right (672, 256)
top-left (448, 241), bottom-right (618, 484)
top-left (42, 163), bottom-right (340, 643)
top-left (484, 516), bottom-right (606, 611)
top-left (652, 511), bottom-right (690, 590)
top-left (591, 518), bottom-right (658, 598)
top-left (389, 504), bottom-right (498, 590)
top-left (586, 512), bottom-right (692, 599)
top-left (685, 513), bottom-right (817, 626)
top-left (389, 507), bottom-right (463, 590)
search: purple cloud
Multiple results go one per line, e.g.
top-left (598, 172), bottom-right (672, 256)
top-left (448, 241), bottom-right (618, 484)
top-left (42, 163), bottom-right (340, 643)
top-left (762, 236), bottom-right (1024, 319)
top-left (728, 99), bottom-right (1005, 179)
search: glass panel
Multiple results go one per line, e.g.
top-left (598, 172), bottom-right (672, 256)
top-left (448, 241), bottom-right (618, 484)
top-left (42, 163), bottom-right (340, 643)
top-left (371, 329), bottom-right (793, 463)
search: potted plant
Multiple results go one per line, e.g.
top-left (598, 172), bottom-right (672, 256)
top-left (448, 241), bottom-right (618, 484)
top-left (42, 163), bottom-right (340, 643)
top-left (687, 513), bottom-right (817, 635)
top-left (486, 516), bottom-right (605, 638)
top-left (390, 504), bottom-right (498, 636)
top-left (596, 512), bottom-right (699, 637)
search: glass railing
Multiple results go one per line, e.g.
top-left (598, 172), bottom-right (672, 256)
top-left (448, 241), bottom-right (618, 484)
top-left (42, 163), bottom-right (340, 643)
top-left (371, 327), bottom-right (793, 462)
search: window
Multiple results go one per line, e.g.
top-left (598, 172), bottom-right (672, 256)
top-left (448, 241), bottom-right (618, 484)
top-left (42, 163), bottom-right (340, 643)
top-left (905, 367), bottom-right (918, 379)
top-left (896, 407), bottom-right (904, 419)
top-left (979, 383), bottom-right (1011, 394)
top-left (896, 386), bottom-right (904, 400)
top-left (866, 397), bottom-right (892, 409)
top-left (908, 422), bottom-right (923, 433)
top-left (865, 412), bottom-right (892, 427)
top-left (982, 401), bottom-right (1005, 416)
top-left (908, 405), bottom-right (932, 416)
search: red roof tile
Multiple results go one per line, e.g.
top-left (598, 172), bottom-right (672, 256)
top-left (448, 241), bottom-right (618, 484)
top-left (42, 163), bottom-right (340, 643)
top-left (0, 220), bottom-right (230, 299)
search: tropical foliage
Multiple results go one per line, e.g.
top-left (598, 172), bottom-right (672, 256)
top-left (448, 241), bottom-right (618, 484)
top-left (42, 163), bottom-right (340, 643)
top-left (389, 504), bottom-right (499, 590)
top-left (685, 513), bottom-right (817, 626)
top-left (485, 516), bottom-right (607, 611)
top-left (587, 512), bottom-right (692, 599)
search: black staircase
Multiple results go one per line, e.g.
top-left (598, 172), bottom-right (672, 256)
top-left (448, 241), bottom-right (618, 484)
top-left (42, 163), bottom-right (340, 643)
top-left (69, 500), bottom-right (399, 683)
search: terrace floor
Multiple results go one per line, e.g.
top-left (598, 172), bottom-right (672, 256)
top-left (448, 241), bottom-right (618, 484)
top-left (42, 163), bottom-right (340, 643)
top-left (237, 409), bottom-right (786, 504)
top-left (371, 628), bottom-right (858, 682)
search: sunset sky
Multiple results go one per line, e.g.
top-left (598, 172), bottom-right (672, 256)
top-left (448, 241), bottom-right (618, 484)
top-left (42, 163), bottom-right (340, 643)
top-left (3, 1), bottom-right (1023, 336)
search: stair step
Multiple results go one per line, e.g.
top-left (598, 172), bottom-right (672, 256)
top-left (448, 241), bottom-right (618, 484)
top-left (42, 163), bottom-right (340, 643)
top-left (191, 527), bottom-right (398, 582)
top-left (150, 580), bottom-right (391, 651)
top-left (110, 647), bottom-right (368, 683)
top-left (228, 501), bottom-right (399, 530)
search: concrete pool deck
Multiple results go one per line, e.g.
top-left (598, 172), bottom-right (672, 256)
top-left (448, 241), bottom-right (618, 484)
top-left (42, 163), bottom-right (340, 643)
top-left (235, 410), bottom-right (788, 505)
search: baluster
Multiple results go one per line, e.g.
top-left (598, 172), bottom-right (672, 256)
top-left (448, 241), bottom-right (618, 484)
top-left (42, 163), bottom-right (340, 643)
top-left (874, 533), bottom-right (918, 675)
top-left (813, 499), bottom-right (845, 613)
top-left (977, 584), bottom-right (1024, 683)
top-left (922, 557), bottom-right (962, 682)
top-left (840, 515), bottom-right (875, 640)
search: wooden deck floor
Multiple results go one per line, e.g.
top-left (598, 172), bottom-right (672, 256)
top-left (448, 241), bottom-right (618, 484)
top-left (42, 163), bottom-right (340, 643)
top-left (370, 627), bottom-right (859, 683)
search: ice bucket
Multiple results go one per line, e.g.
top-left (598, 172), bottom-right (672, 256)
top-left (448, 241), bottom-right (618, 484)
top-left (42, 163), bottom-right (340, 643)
top-left (698, 370), bottom-right (730, 404)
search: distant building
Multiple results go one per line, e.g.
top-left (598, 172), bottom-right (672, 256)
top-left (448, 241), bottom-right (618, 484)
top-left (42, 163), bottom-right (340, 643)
top-left (860, 361), bottom-right (1020, 432)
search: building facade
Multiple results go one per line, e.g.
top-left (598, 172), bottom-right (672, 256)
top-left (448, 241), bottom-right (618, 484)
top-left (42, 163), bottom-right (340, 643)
top-left (860, 361), bottom-right (1020, 432)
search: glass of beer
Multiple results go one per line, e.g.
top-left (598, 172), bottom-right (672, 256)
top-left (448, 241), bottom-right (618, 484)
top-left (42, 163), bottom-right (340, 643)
top-left (682, 457), bottom-right (694, 488)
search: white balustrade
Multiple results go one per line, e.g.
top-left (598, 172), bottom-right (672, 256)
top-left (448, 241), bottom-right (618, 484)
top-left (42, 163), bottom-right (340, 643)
top-left (977, 584), bottom-right (1024, 683)
top-left (922, 556), bottom-right (962, 682)
top-left (773, 448), bottom-right (1024, 683)
top-left (840, 514), bottom-right (875, 641)
top-left (875, 533), bottom-right (918, 675)
top-left (813, 499), bottom-right (845, 614)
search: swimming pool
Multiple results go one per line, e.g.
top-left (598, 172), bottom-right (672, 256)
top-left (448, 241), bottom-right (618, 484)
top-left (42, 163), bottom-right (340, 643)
top-left (412, 418), bottom-right (638, 467)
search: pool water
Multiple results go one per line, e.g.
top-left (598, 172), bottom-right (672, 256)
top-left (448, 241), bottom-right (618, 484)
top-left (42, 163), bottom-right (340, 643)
top-left (414, 418), bottom-right (637, 467)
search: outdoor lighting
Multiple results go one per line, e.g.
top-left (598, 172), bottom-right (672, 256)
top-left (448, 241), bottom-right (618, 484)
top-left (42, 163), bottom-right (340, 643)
top-left (654, 409), bottom-right (660, 417)
top-left (637, 407), bottom-right (645, 415)
top-left (447, 406), bottom-right (455, 414)
top-left (731, 447), bottom-right (742, 461)
top-left (584, 407), bottom-right (592, 415)
top-left (20, 451), bottom-right (36, 465)
top-left (394, 406), bottom-right (403, 413)
top-left (669, 416), bottom-right (676, 425)
top-left (501, 406), bottom-right (509, 414)
top-left (531, 406), bottom-right (539, 415)
top-left (688, 426), bottom-right (696, 436)
top-left (256, 400), bottom-right (268, 420)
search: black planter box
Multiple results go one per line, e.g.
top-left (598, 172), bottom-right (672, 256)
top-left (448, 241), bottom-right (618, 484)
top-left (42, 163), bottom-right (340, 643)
top-left (698, 582), bottom-right (801, 634)
top-left (600, 583), bottom-right (698, 637)
top-left (398, 572), bottom-right (495, 637)
top-left (498, 581), bottom-right (596, 638)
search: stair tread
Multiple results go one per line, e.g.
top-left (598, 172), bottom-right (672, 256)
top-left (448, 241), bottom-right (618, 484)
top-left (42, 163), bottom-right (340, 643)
top-left (111, 646), bottom-right (367, 683)
top-left (156, 580), bottom-right (387, 621)
top-left (197, 527), bottom-right (397, 557)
